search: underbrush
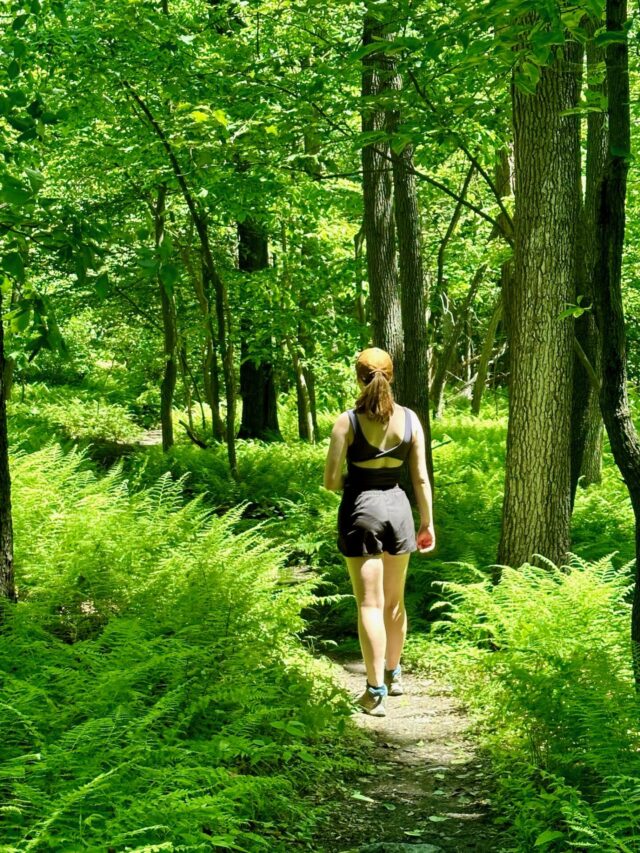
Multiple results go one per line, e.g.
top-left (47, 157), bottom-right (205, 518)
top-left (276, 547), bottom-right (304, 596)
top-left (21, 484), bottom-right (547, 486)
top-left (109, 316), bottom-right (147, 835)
top-left (408, 555), bottom-right (640, 852)
top-left (1, 446), bottom-right (363, 852)
top-left (9, 383), bottom-right (143, 449)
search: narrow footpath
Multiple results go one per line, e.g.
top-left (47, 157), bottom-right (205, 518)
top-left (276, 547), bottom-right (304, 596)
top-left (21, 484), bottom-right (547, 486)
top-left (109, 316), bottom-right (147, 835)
top-left (326, 659), bottom-right (502, 853)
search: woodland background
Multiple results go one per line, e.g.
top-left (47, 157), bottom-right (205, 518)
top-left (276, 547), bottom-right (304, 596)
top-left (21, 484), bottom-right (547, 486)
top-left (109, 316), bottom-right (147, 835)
top-left (1, 0), bottom-right (640, 850)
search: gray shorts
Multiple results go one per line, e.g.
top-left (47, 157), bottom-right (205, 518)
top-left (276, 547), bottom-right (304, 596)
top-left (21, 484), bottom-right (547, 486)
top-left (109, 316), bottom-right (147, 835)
top-left (337, 485), bottom-right (417, 558)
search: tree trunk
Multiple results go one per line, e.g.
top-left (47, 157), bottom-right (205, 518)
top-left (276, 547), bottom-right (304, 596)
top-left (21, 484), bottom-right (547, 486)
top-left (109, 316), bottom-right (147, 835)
top-left (123, 83), bottom-right (235, 472)
top-left (0, 288), bottom-right (16, 605)
top-left (389, 109), bottom-right (434, 481)
top-left (361, 9), bottom-right (404, 396)
top-left (432, 264), bottom-right (487, 419)
top-left (472, 292), bottom-right (503, 415)
top-left (576, 28), bottom-right (607, 492)
top-left (498, 35), bottom-right (583, 569)
top-left (237, 220), bottom-right (281, 441)
top-left (593, 0), bottom-right (640, 681)
top-left (155, 185), bottom-right (177, 452)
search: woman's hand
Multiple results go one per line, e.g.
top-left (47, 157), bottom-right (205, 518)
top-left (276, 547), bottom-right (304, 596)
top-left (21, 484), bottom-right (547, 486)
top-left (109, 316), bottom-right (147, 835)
top-left (417, 522), bottom-right (436, 554)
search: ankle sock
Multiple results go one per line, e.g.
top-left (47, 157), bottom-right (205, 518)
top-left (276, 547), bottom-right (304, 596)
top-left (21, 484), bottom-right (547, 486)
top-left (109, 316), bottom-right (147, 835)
top-left (385, 664), bottom-right (401, 678)
top-left (366, 682), bottom-right (387, 697)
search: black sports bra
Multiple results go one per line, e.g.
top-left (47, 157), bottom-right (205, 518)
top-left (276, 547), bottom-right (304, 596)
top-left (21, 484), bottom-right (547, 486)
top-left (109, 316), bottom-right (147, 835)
top-left (345, 407), bottom-right (413, 489)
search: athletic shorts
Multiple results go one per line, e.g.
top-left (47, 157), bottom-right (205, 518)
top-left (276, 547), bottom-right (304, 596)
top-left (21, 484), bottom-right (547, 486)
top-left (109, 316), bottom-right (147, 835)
top-left (337, 485), bottom-right (417, 558)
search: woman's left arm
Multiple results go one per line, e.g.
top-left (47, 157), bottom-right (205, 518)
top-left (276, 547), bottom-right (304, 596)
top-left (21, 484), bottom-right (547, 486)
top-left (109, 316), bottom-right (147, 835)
top-left (323, 412), bottom-right (351, 491)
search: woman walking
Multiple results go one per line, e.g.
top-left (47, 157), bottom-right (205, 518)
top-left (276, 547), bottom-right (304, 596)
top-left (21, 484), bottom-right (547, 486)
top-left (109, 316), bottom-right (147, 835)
top-left (323, 348), bottom-right (435, 717)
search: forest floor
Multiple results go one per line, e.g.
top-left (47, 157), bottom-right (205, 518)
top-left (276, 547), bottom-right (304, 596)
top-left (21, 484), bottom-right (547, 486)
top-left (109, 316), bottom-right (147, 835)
top-left (322, 656), bottom-right (503, 853)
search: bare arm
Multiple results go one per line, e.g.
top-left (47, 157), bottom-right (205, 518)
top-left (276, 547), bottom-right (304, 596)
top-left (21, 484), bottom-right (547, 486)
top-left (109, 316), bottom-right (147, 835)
top-left (323, 412), bottom-right (351, 491)
top-left (408, 413), bottom-right (435, 552)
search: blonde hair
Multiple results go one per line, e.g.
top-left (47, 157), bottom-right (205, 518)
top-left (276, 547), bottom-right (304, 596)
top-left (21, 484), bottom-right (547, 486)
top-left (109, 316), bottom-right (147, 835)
top-left (355, 361), bottom-right (394, 423)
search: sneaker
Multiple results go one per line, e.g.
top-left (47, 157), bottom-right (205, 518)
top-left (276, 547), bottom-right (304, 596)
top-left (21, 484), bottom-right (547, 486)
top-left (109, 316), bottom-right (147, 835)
top-left (355, 683), bottom-right (387, 717)
top-left (384, 665), bottom-right (404, 696)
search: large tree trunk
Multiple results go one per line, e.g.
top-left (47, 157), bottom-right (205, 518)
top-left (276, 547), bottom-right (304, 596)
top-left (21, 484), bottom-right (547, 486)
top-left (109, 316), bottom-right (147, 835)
top-left (0, 289), bottom-right (15, 605)
top-left (593, 0), bottom-right (640, 681)
top-left (237, 220), bottom-right (281, 441)
top-left (361, 9), bottom-right (404, 396)
top-left (498, 36), bottom-right (583, 569)
top-left (155, 185), bottom-right (177, 452)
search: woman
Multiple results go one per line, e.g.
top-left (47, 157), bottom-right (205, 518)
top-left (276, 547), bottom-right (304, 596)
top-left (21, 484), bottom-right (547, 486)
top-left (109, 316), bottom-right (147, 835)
top-left (323, 347), bottom-right (435, 717)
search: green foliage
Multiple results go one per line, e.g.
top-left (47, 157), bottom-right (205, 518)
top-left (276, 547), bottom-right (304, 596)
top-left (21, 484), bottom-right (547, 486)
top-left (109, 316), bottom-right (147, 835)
top-left (9, 383), bottom-right (143, 447)
top-left (1, 445), bottom-right (362, 851)
top-left (417, 554), bottom-right (640, 851)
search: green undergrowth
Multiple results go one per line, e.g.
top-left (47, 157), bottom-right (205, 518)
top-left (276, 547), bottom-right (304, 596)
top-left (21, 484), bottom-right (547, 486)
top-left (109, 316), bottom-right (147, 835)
top-left (9, 382), bottom-right (144, 450)
top-left (1, 445), bottom-right (365, 852)
top-left (407, 554), bottom-right (640, 852)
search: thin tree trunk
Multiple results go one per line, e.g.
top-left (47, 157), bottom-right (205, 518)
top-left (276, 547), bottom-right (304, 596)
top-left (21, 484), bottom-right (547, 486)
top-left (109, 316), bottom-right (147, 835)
top-left (155, 185), bottom-right (177, 452)
top-left (593, 0), bottom-right (640, 681)
top-left (472, 293), bottom-right (503, 415)
top-left (432, 264), bottom-right (487, 419)
top-left (498, 34), bottom-right (583, 569)
top-left (124, 82), bottom-right (236, 474)
top-left (0, 288), bottom-right (15, 605)
top-left (361, 9), bottom-right (404, 396)
top-left (577, 27), bottom-right (607, 491)
top-left (389, 103), bottom-right (433, 481)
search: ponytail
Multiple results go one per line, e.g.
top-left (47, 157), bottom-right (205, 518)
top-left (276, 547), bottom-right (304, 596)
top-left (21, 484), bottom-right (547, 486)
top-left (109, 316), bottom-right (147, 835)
top-left (355, 369), bottom-right (394, 423)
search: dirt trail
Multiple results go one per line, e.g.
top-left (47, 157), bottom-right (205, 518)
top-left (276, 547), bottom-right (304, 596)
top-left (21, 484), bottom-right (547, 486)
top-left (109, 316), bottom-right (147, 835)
top-left (326, 659), bottom-right (502, 853)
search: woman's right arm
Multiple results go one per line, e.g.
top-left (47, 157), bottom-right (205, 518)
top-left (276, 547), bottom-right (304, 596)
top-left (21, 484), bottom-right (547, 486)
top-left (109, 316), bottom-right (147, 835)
top-left (323, 412), bottom-right (351, 491)
top-left (408, 414), bottom-right (435, 553)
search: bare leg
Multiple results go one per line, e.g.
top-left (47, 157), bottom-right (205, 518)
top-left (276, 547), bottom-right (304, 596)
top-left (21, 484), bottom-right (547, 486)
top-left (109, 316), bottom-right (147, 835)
top-left (346, 555), bottom-right (385, 687)
top-left (382, 552), bottom-right (410, 671)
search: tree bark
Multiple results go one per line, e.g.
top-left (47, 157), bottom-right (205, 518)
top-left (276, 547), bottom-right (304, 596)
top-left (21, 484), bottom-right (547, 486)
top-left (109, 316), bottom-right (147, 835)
top-left (593, 0), bottom-right (640, 681)
top-left (237, 220), bottom-right (281, 441)
top-left (154, 185), bottom-right (177, 452)
top-left (361, 10), bottom-right (404, 396)
top-left (0, 288), bottom-right (16, 606)
top-left (389, 110), bottom-right (434, 481)
top-left (498, 35), bottom-right (583, 569)
top-left (573, 27), bottom-right (607, 495)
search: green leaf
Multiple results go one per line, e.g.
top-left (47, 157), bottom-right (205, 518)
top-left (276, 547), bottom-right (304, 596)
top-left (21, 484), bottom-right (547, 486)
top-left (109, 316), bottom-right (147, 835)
top-left (95, 271), bottom-right (109, 300)
top-left (11, 308), bottom-right (31, 333)
top-left (534, 830), bottom-right (565, 847)
top-left (2, 252), bottom-right (25, 282)
top-left (594, 28), bottom-right (628, 47)
top-left (0, 177), bottom-right (33, 205)
top-left (351, 791), bottom-right (376, 803)
top-left (12, 13), bottom-right (29, 30)
top-left (211, 109), bottom-right (228, 127)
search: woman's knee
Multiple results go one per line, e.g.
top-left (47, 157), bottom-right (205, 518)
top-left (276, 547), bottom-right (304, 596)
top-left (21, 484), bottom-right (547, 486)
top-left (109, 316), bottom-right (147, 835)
top-left (384, 598), bottom-right (405, 619)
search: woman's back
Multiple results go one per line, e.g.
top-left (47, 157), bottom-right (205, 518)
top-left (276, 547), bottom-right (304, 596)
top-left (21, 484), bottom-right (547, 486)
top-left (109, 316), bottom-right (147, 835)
top-left (347, 404), bottom-right (412, 470)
